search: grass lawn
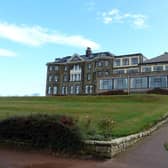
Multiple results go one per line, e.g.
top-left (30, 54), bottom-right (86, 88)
top-left (0, 94), bottom-right (168, 140)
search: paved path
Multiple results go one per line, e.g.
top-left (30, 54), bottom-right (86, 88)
top-left (0, 123), bottom-right (168, 168)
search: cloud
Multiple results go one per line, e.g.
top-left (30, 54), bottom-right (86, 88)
top-left (100, 8), bottom-right (148, 28)
top-left (0, 22), bottom-right (100, 49)
top-left (0, 48), bottom-right (16, 57)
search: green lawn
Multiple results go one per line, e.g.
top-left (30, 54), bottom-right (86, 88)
top-left (0, 94), bottom-right (168, 140)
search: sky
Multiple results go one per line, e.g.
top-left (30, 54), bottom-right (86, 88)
top-left (0, 0), bottom-right (168, 96)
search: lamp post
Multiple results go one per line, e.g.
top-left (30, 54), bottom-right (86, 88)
top-left (128, 75), bottom-right (130, 95)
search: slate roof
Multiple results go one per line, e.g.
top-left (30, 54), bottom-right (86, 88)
top-left (51, 51), bottom-right (114, 64)
top-left (143, 52), bottom-right (168, 64)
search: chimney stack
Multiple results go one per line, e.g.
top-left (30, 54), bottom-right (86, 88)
top-left (86, 47), bottom-right (92, 57)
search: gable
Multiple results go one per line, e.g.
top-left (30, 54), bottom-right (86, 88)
top-left (68, 54), bottom-right (84, 63)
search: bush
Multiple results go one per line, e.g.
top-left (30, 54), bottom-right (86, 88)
top-left (98, 90), bottom-right (128, 95)
top-left (147, 88), bottom-right (168, 95)
top-left (0, 114), bottom-right (83, 153)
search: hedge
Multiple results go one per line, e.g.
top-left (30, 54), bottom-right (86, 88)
top-left (0, 114), bottom-right (84, 153)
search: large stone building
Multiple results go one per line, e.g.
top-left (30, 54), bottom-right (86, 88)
top-left (46, 48), bottom-right (168, 95)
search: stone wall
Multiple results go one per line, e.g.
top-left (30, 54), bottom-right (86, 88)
top-left (85, 114), bottom-right (168, 158)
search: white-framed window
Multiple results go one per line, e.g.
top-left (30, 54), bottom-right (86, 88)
top-left (85, 85), bottom-right (93, 94)
top-left (85, 85), bottom-right (88, 94)
top-left (63, 75), bottom-right (68, 82)
top-left (64, 66), bottom-right (68, 71)
top-left (100, 80), bottom-right (112, 90)
top-left (87, 63), bottom-right (91, 70)
top-left (105, 60), bottom-right (109, 66)
top-left (142, 66), bottom-right (151, 72)
top-left (114, 59), bottom-right (121, 66)
top-left (97, 71), bottom-right (103, 77)
top-left (130, 77), bottom-right (148, 89)
top-left (62, 87), bottom-right (65, 95)
top-left (122, 58), bottom-right (129, 66)
top-left (76, 86), bottom-right (80, 94)
top-left (54, 66), bottom-right (59, 71)
top-left (70, 86), bottom-right (74, 94)
top-left (48, 86), bottom-right (52, 95)
top-left (105, 71), bottom-right (110, 76)
top-left (48, 75), bottom-right (52, 82)
top-left (113, 69), bottom-right (125, 74)
top-left (127, 68), bottom-right (139, 74)
top-left (153, 66), bottom-right (163, 72)
top-left (114, 78), bottom-right (128, 89)
top-left (87, 73), bottom-right (91, 80)
top-left (54, 75), bottom-right (58, 82)
top-left (90, 85), bottom-right (93, 94)
top-left (149, 76), bottom-right (167, 88)
top-left (53, 86), bottom-right (57, 94)
top-left (49, 66), bottom-right (53, 71)
top-left (131, 57), bottom-right (138, 65)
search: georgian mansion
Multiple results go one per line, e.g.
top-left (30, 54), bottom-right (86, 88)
top-left (46, 47), bottom-right (168, 96)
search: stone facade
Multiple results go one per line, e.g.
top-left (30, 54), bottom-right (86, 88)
top-left (46, 48), bottom-right (168, 96)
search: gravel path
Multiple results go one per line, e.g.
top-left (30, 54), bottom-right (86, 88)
top-left (0, 123), bottom-right (168, 168)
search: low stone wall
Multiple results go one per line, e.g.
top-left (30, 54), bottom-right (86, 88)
top-left (85, 114), bottom-right (168, 158)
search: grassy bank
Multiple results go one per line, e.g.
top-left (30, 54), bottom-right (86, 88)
top-left (0, 94), bottom-right (168, 139)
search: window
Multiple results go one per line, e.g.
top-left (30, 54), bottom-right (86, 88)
top-left (64, 66), bottom-right (68, 71)
top-left (131, 57), bottom-right (138, 65)
top-left (70, 86), bottom-right (74, 94)
top-left (97, 71), bottom-right (103, 77)
top-left (85, 85), bottom-right (93, 94)
top-left (87, 73), bottom-right (91, 80)
top-left (90, 85), bottom-right (93, 94)
top-left (113, 69), bottom-right (125, 74)
top-left (54, 75), bottom-right (58, 82)
top-left (48, 86), bottom-right (52, 95)
top-left (165, 65), bottom-right (168, 71)
top-left (96, 61), bottom-right (103, 67)
top-left (62, 87), bottom-right (65, 95)
top-left (85, 85), bottom-right (89, 94)
top-left (49, 66), bottom-right (53, 71)
top-left (127, 68), bottom-right (139, 74)
top-left (114, 59), bottom-right (121, 66)
top-left (142, 66), bottom-right (151, 72)
top-left (130, 77), bottom-right (147, 89)
top-left (122, 58), bottom-right (129, 66)
top-left (65, 87), bottom-right (68, 95)
top-left (48, 75), bottom-right (52, 82)
top-left (87, 63), bottom-right (91, 70)
top-left (53, 86), bottom-right (57, 94)
top-left (114, 78), bottom-right (127, 89)
top-left (63, 75), bottom-right (68, 82)
top-left (105, 71), bottom-right (110, 76)
top-left (100, 80), bottom-right (112, 90)
top-left (54, 66), bottom-right (59, 71)
top-left (76, 86), bottom-right (80, 94)
top-left (105, 60), bottom-right (109, 66)
top-left (153, 66), bottom-right (163, 72)
top-left (149, 76), bottom-right (167, 88)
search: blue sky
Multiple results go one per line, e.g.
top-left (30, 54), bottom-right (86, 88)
top-left (0, 0), bottom-right (167, 96)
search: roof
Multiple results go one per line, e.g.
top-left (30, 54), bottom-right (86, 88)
top-left (143, 52), bottom-right (168, 64)
top-left (48, 51), bottom-right (114, 64)
top-left (116, 53), bottom-right (144, 58)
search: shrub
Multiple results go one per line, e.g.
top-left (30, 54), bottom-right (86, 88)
top-left (0, 114), bottom-right (83, 153)
top-left (147, 88), bottom-right (168, 95)
top-left (98, 90), bottom-right (128, 95)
